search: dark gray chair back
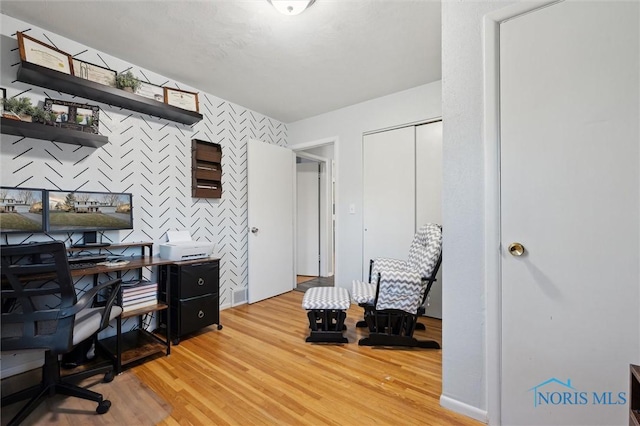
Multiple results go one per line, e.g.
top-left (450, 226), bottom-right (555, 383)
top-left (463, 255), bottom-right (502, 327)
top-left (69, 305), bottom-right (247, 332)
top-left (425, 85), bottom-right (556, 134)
top-left (2, 241), bottom-right (81, 354)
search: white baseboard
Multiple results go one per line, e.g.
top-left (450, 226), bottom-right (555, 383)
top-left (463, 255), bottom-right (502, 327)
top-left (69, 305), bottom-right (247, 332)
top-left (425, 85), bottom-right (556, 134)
top-left (440, 394), bottom-right (488, 424)
top-left (1, 350), bottom-right (44, 379)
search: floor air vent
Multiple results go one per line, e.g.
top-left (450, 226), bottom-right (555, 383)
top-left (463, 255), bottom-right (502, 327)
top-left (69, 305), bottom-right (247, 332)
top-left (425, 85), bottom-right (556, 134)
top-left (233, 288), bottom-right (247, 305)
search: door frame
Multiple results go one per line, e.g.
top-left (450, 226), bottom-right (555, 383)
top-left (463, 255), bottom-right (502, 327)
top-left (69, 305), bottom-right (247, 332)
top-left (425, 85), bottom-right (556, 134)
top-left (483, 2), bottom-right (561, 424)
top-left (288, 136), bottom-right (339, 279)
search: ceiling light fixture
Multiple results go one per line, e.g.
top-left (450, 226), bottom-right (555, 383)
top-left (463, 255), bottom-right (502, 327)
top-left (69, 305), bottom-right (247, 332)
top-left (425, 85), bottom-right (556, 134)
top-left (268, 0), bottom-right (316, 16)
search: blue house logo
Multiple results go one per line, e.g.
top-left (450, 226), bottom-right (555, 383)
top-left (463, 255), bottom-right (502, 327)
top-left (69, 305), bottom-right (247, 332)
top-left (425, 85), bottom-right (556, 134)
top-left (528, 378), bottom-right (581, 407)
top-left (528, 378), bottom-right (626, 407)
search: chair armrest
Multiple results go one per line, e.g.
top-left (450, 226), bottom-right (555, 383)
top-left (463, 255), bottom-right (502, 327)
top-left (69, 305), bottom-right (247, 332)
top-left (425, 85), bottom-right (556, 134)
top-left (59, 278), bottom-right (122, 320)
top-left (98, 278), bottom-right (122, 331)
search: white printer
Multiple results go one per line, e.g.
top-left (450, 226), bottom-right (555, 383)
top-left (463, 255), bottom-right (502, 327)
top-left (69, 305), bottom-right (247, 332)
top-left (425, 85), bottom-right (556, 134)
top-left (159, 230), bottom-right (214, 262)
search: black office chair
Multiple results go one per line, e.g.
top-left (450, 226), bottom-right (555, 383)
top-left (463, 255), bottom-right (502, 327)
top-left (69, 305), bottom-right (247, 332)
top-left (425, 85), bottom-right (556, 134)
top-left (1, 241), bottom-right (122, 426)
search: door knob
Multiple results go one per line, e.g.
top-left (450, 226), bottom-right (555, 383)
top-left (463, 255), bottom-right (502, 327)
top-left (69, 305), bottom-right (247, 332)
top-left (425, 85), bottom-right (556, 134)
top-left (508, 242), bottom-right (525, 256)
top-left (250, 227), bottom-right (259, 234)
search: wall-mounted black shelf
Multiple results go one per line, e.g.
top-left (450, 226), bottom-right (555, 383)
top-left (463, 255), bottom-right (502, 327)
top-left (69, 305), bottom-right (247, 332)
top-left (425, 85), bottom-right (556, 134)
top-left (17, 61), bottom-right (203, 125)
top-left (1, 117), bottom-right (108, 148)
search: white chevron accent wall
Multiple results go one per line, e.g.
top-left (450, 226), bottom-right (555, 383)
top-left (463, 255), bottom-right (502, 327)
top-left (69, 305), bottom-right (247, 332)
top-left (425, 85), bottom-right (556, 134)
top-left (0, 16), bottom-right (288, 317)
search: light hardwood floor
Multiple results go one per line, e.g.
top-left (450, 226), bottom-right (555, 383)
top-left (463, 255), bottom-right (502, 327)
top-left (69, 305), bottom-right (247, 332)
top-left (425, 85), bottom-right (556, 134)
top-left (133, 290), bottom-right (483, 426)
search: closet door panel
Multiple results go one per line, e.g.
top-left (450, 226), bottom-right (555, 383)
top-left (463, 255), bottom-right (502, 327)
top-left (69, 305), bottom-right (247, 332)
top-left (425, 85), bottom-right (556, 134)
top-left (362, 126), bottom-right (415, 280)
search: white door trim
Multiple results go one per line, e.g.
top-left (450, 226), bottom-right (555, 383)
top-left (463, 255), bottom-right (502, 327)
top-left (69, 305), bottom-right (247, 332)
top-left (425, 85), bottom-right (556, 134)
top-left (483, 2), bottom-right (561, 425)
top-left (288, 136), bottom-right (337, 151)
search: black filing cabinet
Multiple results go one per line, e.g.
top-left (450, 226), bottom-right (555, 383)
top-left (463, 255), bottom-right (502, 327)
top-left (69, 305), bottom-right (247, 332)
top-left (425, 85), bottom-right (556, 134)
top-left (160, 258), bottom-right (222, 344)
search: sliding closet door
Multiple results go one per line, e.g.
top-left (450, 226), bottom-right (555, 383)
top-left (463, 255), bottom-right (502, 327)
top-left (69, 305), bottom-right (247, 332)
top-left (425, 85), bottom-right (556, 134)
top-left (416, 121), bottom-right (443, 318)
top-left (362, 126), bottom-right (416, 279)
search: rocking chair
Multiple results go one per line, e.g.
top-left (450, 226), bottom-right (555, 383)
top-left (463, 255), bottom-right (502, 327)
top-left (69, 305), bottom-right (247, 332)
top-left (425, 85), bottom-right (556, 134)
top-left (356, 223), bottom-right (442, 348)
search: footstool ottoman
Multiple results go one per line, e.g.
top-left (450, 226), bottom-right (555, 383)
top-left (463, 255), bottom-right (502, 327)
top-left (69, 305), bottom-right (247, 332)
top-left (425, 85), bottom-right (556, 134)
top-left (302, 287), bottom-right (350, 343)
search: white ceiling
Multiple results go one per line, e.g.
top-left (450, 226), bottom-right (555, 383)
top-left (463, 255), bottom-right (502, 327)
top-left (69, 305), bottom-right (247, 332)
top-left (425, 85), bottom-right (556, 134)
top-left (0, 0), bottom-right (441, 123)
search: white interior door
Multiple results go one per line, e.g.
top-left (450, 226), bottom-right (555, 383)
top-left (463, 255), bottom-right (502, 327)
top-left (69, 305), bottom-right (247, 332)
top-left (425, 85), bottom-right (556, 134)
top-left (416, 121), bottom-right (442, 319)
top-left (363, 126), bottom-right (416, 280)
top-left (500, 2), bottom-right (639, 424)
top-left (296, 160), bottom-right (319, 276)
top-left (248, 139), bottom-right (295, 304)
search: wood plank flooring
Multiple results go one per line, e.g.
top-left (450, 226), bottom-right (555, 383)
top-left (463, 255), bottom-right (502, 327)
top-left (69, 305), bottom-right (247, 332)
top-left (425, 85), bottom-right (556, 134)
top-left (296, 275), bottom-right (316, 284)
top-left (133, 290), bottom-right (482, 425)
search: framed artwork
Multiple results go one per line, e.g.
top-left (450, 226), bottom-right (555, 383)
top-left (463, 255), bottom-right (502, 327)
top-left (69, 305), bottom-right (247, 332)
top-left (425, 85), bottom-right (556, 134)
top-left (72, 59), bottom-right (117, 87)
top-left (17, 32), bottom-right (73, 75)
top-left (135, 82), bottom-right (165, 102)
top-left (164, 87), bottom-right (199, 112)
top-left (44, 98), bottom-right (100, 134)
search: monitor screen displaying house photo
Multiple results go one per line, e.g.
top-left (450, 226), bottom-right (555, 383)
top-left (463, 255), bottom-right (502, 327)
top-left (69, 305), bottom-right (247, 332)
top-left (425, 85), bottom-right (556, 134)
top-left (0, 187), bottom-right (46, 234)
top-left (47, 190), bottom-right (133, 233)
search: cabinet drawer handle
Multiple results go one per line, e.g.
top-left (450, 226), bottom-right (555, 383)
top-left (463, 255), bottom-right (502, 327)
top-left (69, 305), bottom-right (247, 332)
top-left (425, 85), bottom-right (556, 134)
top-left (198, 310), bottom-right (205, 319)
top-left (197, 278), bottom-right (205, 286)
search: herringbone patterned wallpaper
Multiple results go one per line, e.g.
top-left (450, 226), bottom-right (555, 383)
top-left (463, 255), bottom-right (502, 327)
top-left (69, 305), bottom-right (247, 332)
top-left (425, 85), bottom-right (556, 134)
top-left (0, 17), bottom-right (287, 314)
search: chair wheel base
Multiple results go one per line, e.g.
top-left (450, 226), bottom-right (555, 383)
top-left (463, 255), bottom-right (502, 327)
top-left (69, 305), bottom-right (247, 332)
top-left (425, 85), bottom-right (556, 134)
top-left (103, 371), bottom-right (114, 383)
top-left (96, 399), bottom-right (111, 414)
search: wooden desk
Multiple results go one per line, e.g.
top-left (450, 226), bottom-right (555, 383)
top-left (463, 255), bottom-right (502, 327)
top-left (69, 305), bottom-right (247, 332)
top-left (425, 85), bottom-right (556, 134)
top-left (68, 244), bottom-right (174, 374)
top-left (69, 256), bottom-right (174, 277)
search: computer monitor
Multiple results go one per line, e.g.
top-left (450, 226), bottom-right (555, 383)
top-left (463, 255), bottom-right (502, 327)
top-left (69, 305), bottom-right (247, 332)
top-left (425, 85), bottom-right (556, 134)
top-left (0, 187), bottom-right (47, 234)
top-left (47, 190), bottom-right (133, 235)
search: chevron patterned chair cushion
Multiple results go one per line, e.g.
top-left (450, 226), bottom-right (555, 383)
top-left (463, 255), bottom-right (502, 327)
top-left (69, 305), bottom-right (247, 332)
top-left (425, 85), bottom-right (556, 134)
top-left (375, 269), bottom-right (424, 313)
top-left (351, 280), bottom-right (376, 304)
top-left (302, 287), bottom-right (350, 310)
top-left (407, 223), bottom-right (442, 280)
top-left (351, 258), bottom-right (409, 305)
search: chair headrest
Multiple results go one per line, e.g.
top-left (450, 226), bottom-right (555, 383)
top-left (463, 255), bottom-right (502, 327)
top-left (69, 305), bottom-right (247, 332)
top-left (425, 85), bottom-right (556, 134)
top-left (408, 223), bottom-right (442, 279)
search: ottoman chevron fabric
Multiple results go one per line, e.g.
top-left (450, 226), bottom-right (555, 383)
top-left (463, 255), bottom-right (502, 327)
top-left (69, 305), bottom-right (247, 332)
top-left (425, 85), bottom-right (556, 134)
top-left (302, 287), bottom-right (350, 310)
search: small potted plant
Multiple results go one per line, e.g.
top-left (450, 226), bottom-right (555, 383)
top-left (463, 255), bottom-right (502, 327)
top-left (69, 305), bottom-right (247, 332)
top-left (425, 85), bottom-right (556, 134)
top-left (1, 97), bottom-right (20, 120)
top-left (1, 97), bottom-right (34, 121)
top-left (115, 71), bottom-right (141, 93)
top-left (31, 105), bottom-right (47, 124)
top-left (16, 97), bottom-right (35, 122)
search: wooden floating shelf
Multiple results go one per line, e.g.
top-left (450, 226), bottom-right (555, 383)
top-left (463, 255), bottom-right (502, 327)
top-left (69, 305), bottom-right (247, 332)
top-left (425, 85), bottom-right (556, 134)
top-left (17, 61), bottom-right (203, 125)
top-left (1, 117), bottom-right (108, 148)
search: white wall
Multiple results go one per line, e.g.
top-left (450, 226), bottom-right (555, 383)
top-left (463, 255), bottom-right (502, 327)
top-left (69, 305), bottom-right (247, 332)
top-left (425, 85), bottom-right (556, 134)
top-left (440, 1), bottom-right (516, 422)
top-left (287, 82), bottom-right (441, 290)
